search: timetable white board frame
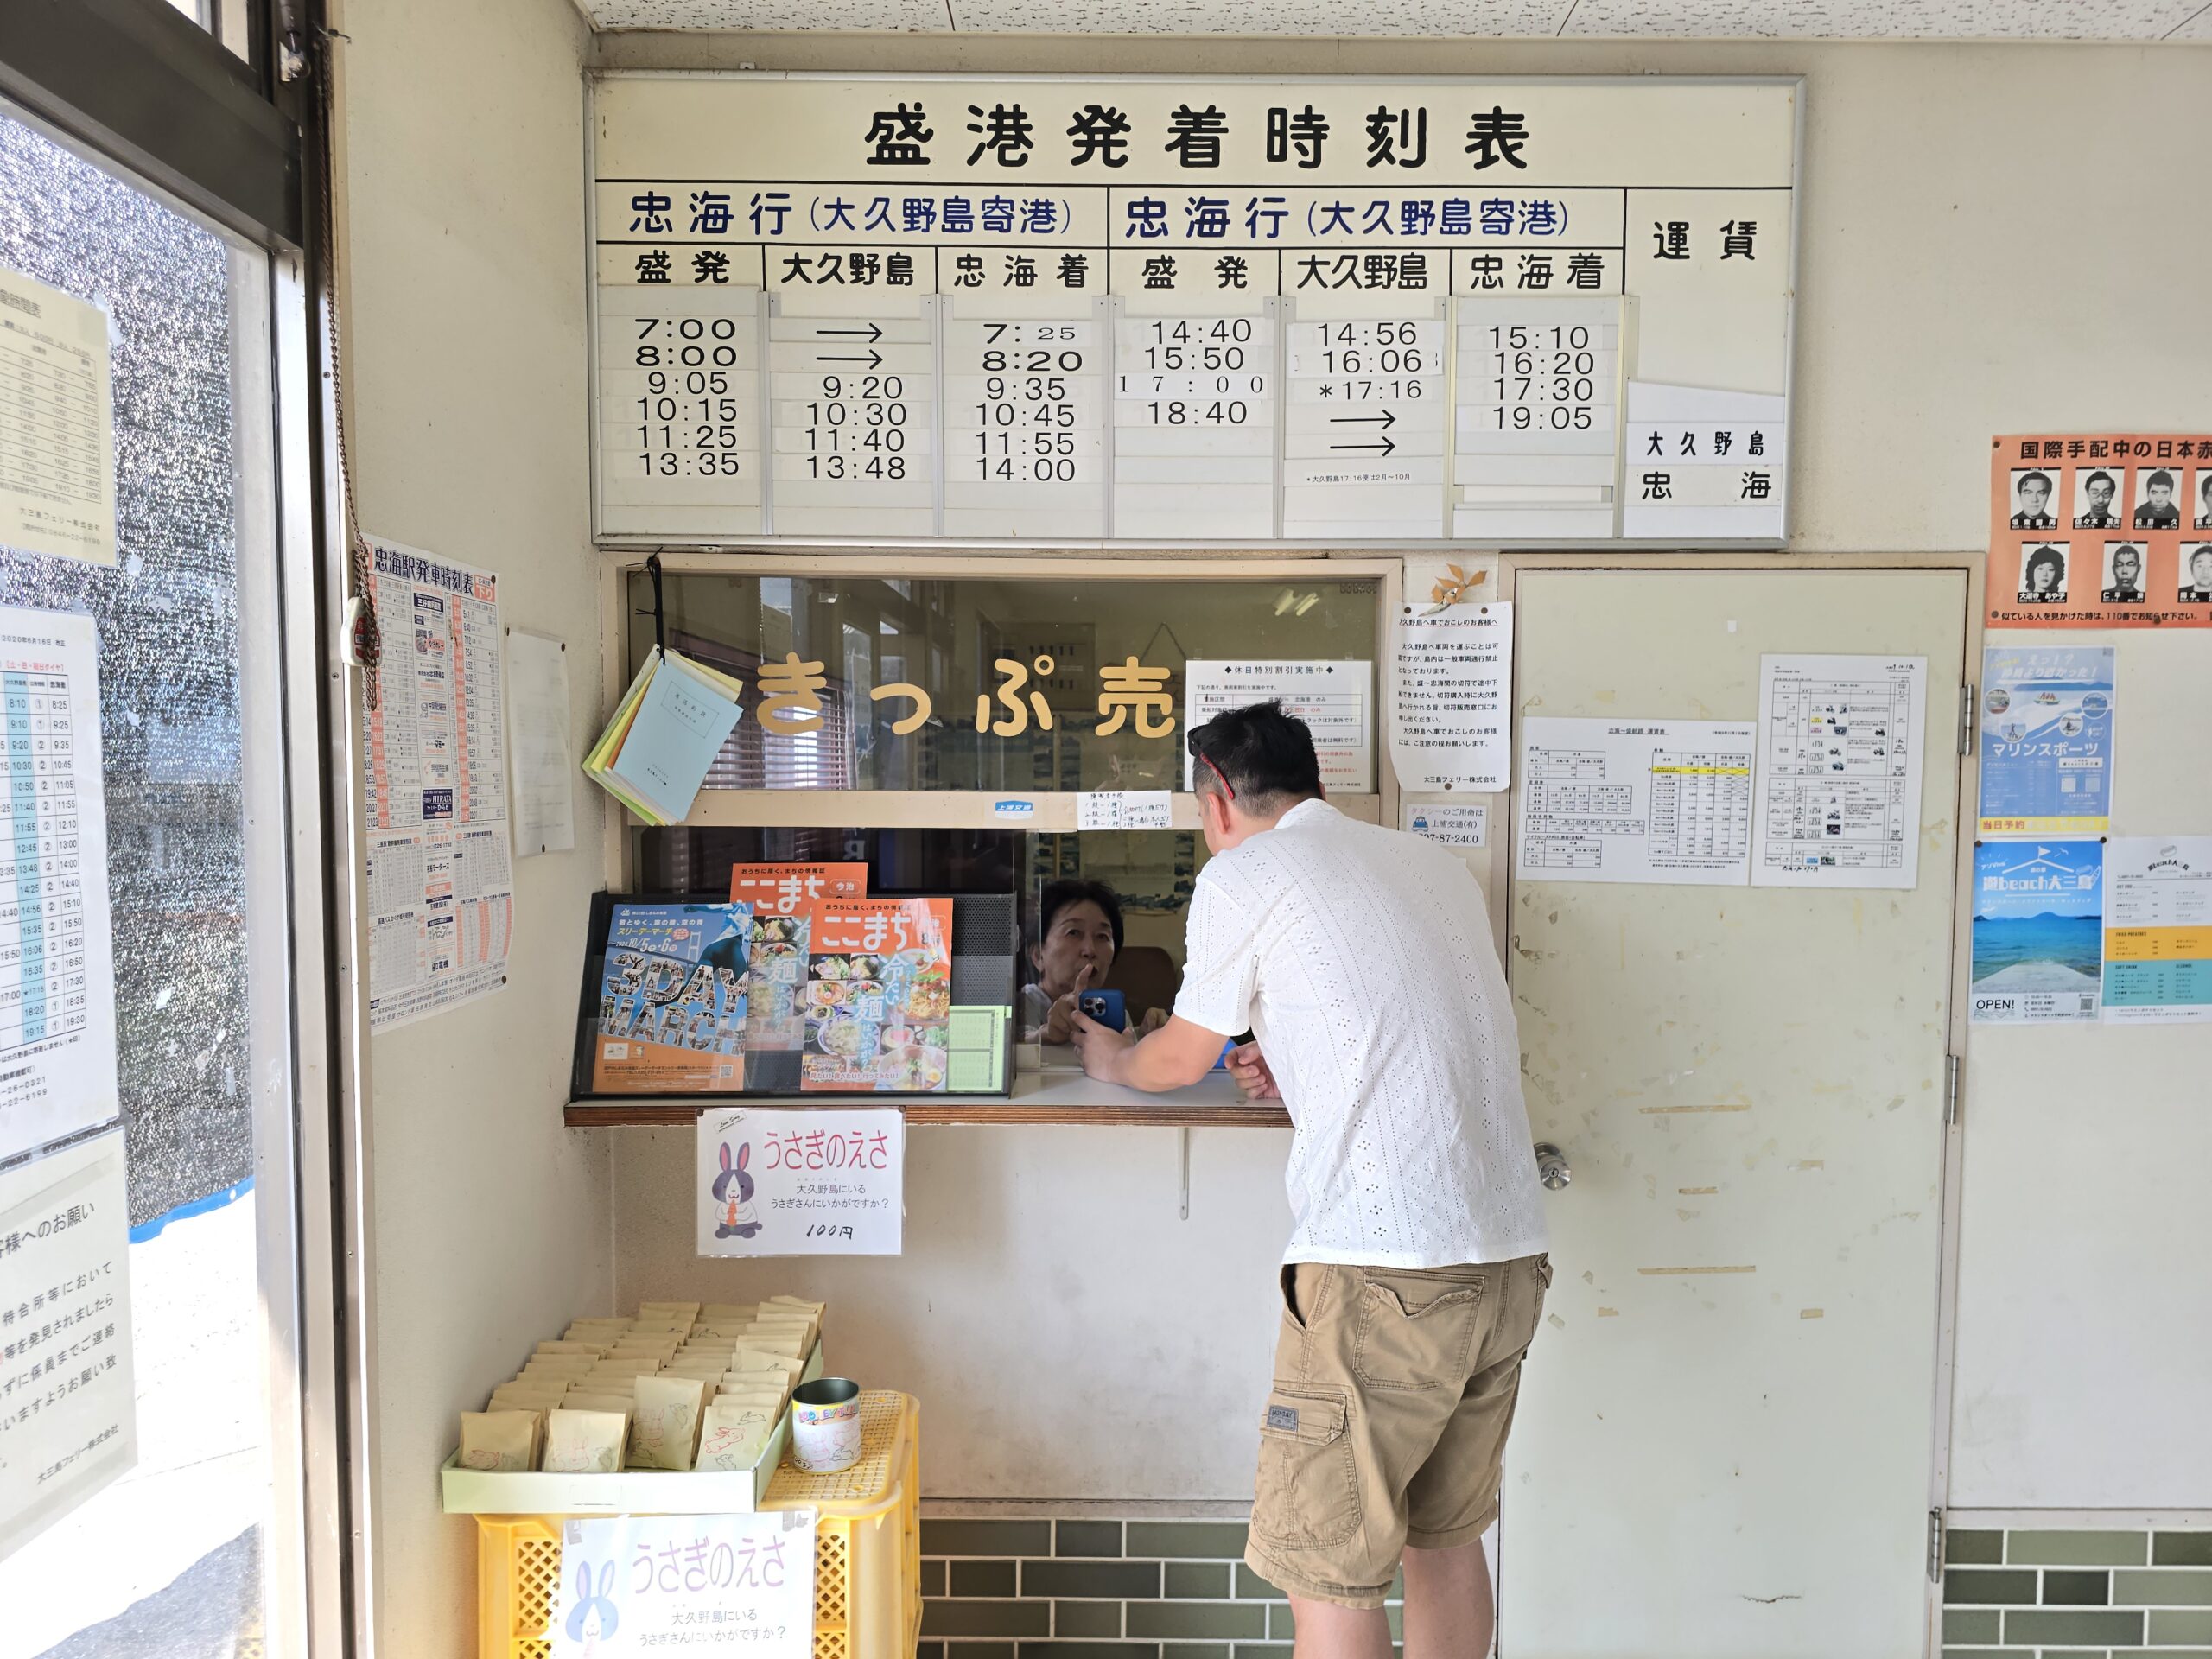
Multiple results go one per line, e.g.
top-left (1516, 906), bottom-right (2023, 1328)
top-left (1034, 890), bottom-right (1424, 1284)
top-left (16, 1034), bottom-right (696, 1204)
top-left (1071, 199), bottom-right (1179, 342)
top-left (585, 71), bottom-right (1804, 552)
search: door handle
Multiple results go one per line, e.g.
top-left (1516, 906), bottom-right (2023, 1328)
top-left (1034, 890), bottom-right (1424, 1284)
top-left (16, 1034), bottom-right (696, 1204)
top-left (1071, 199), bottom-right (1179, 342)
top-left (1534, 1142), bottom-right (1571, 1191)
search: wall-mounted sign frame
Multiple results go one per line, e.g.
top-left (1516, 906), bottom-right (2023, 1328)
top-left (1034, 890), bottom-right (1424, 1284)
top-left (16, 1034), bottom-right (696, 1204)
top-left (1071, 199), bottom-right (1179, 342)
top-left (587, 73), bottom-right (1802, 550)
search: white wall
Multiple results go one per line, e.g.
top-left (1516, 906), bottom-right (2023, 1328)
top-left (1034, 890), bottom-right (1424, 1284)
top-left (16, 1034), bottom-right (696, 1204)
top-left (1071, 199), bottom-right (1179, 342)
top-left (334, 0), bottom-right (611, 1651)
top-left (598, 32), bottom-right (2212, 1510)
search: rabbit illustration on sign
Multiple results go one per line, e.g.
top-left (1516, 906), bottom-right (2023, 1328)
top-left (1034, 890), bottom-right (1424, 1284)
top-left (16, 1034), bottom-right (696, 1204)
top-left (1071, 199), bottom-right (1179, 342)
top-left (713, 1141), bottom-right (761, 1239)
top-left (565, 1558), bottom-right (620, 1655)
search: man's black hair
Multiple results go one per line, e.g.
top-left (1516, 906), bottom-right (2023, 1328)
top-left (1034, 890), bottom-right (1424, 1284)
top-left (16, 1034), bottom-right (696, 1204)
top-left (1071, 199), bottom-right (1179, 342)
top-left (1034, 878), bottom-right (1124, 956)
top-left (2147, 469), bottom-right (2175, 491)
top-left (1187, 699), bottom-right (1325, 812)
top-left (2024, 545), bottom-right (2066, 588)
top-left (2088, 470), bottom-right (2116, 491)
top-left (2019, 470), bottom-right (2052, 493)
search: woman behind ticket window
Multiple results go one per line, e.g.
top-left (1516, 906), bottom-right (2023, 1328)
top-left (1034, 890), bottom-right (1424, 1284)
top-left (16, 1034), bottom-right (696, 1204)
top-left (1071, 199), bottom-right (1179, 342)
top-left (1021, 879), bottom-right (1170, 1044)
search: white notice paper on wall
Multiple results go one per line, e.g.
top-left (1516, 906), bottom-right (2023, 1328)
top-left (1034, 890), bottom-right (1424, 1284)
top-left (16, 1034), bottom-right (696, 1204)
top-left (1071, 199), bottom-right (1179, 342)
top-left (1751, 654), bottom-right (1928, 891)
top-left (554, 1510), bottom-right (816, 1658)
top-left (505, 628), bottom-right (575, 857)
top-left (0, 266), bottom-right (115, 567)
top-left (361, 537), bottom-right (514, 1030)
top-left (698, 1107), bottom-right (905, 1256)
top-left (1185, 660), bottom-right (1372, 793)
top-left (1516, 715), bottom-right (1756, 886)
top-left (1390, 564), bottom-right (1511, 791)
top-left (0, 1130), bottom-right (135, 1565)
top-left (1077, 790), bottom-right (1171, 831)
top-left (1620, 380), bottom-right (1787, 543)
top-left (0, 606), bottom-right (119, 1161)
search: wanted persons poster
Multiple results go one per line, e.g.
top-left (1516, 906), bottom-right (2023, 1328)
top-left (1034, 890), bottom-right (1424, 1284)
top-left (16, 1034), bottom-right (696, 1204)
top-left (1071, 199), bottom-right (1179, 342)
top-left (1988, 434), bottom-right (2212, 629)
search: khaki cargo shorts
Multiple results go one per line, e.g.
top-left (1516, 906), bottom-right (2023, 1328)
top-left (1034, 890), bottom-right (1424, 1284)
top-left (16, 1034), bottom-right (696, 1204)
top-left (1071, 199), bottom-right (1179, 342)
top-left (1245, 1255), bottom-right (1551, 1609)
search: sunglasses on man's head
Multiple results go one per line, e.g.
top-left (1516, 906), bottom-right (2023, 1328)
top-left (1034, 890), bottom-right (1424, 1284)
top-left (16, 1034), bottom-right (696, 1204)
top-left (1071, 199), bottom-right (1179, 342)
top-left (1186, 734), bottom-right (1235, 800)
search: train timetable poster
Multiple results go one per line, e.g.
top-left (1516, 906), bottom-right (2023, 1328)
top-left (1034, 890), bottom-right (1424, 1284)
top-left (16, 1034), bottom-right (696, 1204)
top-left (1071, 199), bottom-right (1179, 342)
top-left (590, 74), bottom-right (1797, 545)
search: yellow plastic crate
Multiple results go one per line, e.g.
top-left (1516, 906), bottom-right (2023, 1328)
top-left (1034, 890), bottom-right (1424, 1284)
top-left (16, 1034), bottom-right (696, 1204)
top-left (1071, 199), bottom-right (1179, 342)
top-left (474, 1391), bottom-right (920, 1659)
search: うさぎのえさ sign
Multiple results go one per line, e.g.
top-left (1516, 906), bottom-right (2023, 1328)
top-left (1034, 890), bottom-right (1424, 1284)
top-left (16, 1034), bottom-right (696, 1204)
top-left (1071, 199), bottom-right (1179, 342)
top-left (591, 74), bottom-right (1797, 544)
top-left (698, 1107), bottom-right (905, 1256)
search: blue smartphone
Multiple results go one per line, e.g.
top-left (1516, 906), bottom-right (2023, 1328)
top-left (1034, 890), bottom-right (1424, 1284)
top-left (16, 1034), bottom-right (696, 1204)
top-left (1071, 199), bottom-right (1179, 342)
top-left (1077, 989), bottom-right (1127, 1032)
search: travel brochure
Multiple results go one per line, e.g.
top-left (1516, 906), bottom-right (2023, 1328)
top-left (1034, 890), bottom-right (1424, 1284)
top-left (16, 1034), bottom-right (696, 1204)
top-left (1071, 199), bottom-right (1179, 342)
top-left (800, 899), bottom-right (957, 1094)
top-left (584, 879), bottom-right (989, 1096)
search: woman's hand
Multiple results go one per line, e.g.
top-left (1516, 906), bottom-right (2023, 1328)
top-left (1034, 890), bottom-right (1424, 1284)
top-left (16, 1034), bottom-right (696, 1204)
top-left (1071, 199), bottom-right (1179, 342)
top-left (1041, 962), bottom-right (1096, 1044)
top-left (1135, 1006), bottom-right (1171, 1037)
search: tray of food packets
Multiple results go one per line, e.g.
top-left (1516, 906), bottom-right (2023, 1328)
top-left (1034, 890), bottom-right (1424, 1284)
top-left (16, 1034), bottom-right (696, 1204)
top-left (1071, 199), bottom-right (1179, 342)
top-left (440, 1295), bottom-right (825, 1514)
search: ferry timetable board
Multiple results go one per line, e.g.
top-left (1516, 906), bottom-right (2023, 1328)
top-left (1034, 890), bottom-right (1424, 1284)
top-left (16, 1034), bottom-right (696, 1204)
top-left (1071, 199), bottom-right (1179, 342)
top-left (591, 73), bottom-right (1798, 546)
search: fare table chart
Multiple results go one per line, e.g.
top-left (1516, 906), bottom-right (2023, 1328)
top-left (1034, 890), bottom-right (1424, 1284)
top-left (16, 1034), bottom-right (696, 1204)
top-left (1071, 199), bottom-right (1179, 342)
top-left (589, 73), bottom-right (1797, 545)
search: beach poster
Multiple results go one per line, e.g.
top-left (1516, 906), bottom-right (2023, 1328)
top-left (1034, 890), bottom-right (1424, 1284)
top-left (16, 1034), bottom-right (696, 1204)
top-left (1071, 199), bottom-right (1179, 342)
top-left (1969, 840), bottom-right (2104, 1024)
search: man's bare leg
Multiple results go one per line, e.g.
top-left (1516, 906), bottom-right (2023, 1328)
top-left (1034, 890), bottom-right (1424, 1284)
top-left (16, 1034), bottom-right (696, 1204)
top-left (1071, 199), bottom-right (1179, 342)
top-left (1402, 1537), bottom-right (1494, 1659)
top-left (1289, 1597), bottom-right (1394, 1659)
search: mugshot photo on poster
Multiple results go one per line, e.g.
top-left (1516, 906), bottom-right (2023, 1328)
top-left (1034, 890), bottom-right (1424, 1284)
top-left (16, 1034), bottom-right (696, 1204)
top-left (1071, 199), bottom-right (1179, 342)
top-left (2134, 467), bottom-right (2183, 530)
top-left (2009, 467), bottom-right (2058, 529)
top-left (2183, 544), bottom-right (2212, 604)
top-left (2074, 467), bottom-right (2124, 528)
top-left (2194, 468), bottom-right (2212, 530)
top-left (2101, 542), bottom-right (2148, 603)
top-left (2018, 542), bottom-right (2069, 603)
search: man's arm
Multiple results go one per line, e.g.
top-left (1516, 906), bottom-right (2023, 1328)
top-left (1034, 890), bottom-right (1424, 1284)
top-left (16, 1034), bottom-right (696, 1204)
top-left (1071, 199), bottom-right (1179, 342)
top-left (1068, 1010), bottom-right (1226, 1091)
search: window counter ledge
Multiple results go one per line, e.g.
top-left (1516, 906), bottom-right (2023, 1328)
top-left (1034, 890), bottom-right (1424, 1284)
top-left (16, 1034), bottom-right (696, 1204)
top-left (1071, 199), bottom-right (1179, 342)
top-left (563, 1070), bottom-right (1287, 1128)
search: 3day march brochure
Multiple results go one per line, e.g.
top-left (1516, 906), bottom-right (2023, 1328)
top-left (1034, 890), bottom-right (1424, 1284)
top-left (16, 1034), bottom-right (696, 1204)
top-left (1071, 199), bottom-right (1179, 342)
top-left (582, 645), bottom-right (745, 826)
top-left (591, 899), bottom-right (753, 1093)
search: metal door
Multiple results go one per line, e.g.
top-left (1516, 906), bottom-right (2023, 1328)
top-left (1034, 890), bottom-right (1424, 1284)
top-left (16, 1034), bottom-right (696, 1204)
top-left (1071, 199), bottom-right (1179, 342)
top-left (1500, 565), bottom-right (1967, 1658)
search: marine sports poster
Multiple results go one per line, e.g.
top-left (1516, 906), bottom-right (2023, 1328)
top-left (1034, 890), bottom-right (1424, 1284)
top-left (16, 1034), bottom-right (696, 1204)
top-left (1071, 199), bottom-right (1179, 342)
top-left (1978, 645), bottom-right (2114, 837)
top-left (1969, 841), bottom-right (2103, 1025)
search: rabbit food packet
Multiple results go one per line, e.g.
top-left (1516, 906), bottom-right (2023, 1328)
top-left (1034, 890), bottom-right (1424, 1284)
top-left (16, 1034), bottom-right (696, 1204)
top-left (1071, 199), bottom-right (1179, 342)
top-left (695, 1401), bottom-right (777, 1472)
top-left (563, 1390), bottom-right (637, 1414)
top-left (543, 1408), bottom-right (630, 1474)
top-left (534, 1339), bottom-right (608, 1356)
top-left (766, 1296), bottom-right (826, 1318)
top-left (701, 1303), bottom-right (755, 1324)
top-left (628, 1375), bottom-right (709, 1471)
top-left (459, 1409), bottom-right (539, 1471)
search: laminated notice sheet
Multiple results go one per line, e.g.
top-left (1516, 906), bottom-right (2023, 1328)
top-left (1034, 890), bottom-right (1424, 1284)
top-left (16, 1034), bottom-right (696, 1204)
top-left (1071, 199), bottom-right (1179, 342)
top-left (1751, 654), bottom-right (1928, 891)
top-left (2101, 836), bottom-right (2212, 1024)
top-left (361, 537), bottom-right (514, 1031)
top-left (1516, 716), bottom-right (1755, 886)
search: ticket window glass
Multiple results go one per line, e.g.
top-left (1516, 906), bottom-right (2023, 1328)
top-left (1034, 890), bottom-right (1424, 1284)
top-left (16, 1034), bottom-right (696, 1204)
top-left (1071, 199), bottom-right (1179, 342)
top-left (624, 569), bottom-right (1382, 794)
top-left (622, 569), bottom-right (1387, 1094)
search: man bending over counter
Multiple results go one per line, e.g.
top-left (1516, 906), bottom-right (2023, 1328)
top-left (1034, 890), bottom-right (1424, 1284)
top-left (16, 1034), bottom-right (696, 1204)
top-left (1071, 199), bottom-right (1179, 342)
top-left (1070, 700), bottom-right (1552, 1659)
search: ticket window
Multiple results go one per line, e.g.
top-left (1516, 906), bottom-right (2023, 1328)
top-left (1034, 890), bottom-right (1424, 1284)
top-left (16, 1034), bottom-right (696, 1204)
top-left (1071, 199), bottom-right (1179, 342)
top-left (618, 563), bottom-right (1396, 1095)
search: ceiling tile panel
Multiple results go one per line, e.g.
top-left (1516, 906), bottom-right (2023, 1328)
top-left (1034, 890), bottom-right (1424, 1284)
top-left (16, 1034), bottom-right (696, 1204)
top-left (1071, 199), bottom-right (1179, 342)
top-left (1560, 0), bottom-right (2196, 37)
top-left (583, 0), bottom-right (945, 29)
top-left (941, 0), bottom-right (1575, 35)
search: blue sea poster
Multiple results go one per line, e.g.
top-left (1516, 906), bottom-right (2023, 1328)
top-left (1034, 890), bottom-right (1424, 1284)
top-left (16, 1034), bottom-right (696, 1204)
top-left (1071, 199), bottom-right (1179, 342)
top-left (1978, 645), bottom-right (2114, 836)
top-left (1970, 840), bottom-right (2104, 1024)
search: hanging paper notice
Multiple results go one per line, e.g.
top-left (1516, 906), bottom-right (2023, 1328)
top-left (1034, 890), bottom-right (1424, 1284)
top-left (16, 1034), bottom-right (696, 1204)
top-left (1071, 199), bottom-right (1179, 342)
top-left (1986, 433), bottom-right (2212, 629)
top-left (1751, 654), bottom-right (1928, 891)
top-left (505, 629), bottom-right (575, 856)
top-left (1978, 645), bottom-right (2114, 837)
top-left (1185, 660), bottom-right (1372, 793)
top-left (551, 1510), bottom-right (817, 1659)
top-left (0, 607), bottom-right (118, 1161)
top-left (0, 1130), bottom-right (135, 1565)
top-left (1390, 560), bottom-right (1510, 792)
top-left (698, 1106), bottom-right (904, 1256)
top-left (1077, 791), bottom-right (1172, 830)
top-left (0, 265), bottom-right (115, 567)
top-left (361, 538), bottom-right (514, 1032)
top-left (1516, 716), bottom-right (1755, 886)
top-left (1969, 841), bottom-right (2104, 1025)
top-left (2101, 836), bottom-right (2212, 1024)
